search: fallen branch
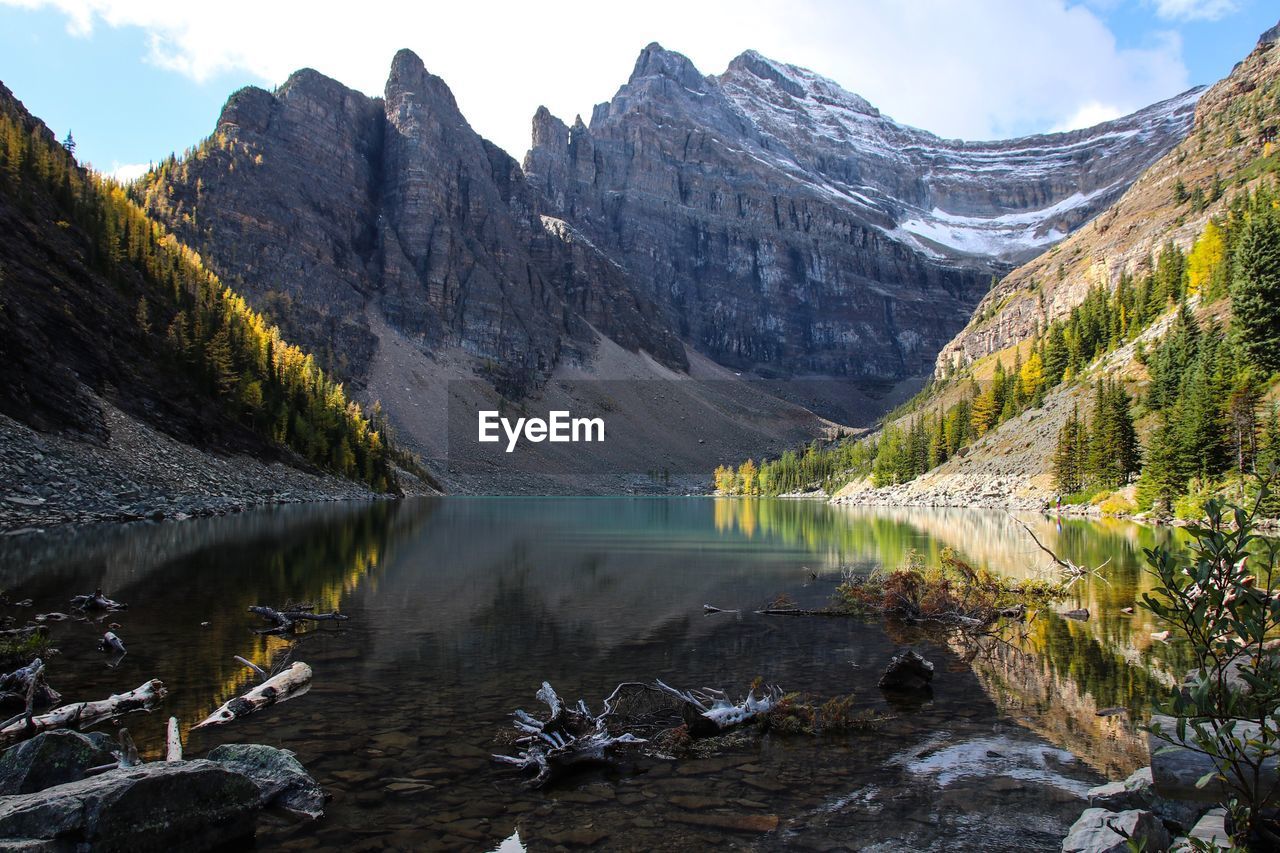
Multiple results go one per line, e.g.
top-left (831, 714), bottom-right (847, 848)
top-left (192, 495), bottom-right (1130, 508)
top-left (248, 605), bottom-right (348, 634)
top-left (702, 604), bottom-right (739, 614)
top-left (0, 626), bottom-right (47, 641)
top-left (491, 682), bottom-right (645, 787)
top-left (0, 679), bottom-right (167, 745)
top-left (234, 655), bottom-right (268, 681)
top-left (755, 608), bottom-right (839, 617)
top-left (652, 680), bottom-right (783, 737)
top-left (1009, 514), bottom-right (1110, 584)
top-left (70, 589), bottom-right (127, 611)
top-left (192, 662), bottom-right (312, 730)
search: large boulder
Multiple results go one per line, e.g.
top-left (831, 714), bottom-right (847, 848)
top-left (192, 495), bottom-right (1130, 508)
top-left (0, 760), bottom-right (260, 852)
top-left (1087, 766), bottom-right (1201, 831)
top-left (1062, 808), bottom-right (1171, 853)
top-left (206, 743), bottom-right (324, 819)
top-left (0, 731), bottom-right (116, 795)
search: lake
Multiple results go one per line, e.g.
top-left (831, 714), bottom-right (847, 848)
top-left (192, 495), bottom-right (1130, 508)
top-left (0, 498), bottom-right (1199, 851)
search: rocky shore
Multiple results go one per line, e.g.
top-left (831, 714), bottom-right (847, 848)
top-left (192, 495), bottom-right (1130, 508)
top-left (0, 400), bottom-right (416, 536)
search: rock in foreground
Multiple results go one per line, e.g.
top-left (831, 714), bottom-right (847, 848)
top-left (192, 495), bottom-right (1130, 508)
top-left (1062, 807), bottom-right (1170, 853)
top-left (206, 743), bottom-right (324, 820)
top-left (0, 731), bottom-right (115, 796)
top-left (0, 761), bottom-right (260, 851)
top-left (0, 733), bottom-right (325, 850)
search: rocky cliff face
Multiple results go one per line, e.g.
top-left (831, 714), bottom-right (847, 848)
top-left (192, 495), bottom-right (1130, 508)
top-left (935, 26), bottom-right (1279, 375)
top-left (523, 44), bottom-right (1200, 379)
top-left (143, 51), bottom-right (685, 395)
top-left (149, 43), bottom-right (1198, 395)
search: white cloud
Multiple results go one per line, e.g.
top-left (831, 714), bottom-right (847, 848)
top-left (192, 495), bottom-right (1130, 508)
top-left (1050, 101), bottom-right (1125, 132)
top-left (1148, 0), bottom-right (1238, 22)
top-left (0, 0), bottom-right (1193, 154)
top-left (108, 161), bottom-right (150, 182)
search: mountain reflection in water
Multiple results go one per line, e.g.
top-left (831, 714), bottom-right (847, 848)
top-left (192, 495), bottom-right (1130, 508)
top-left (0, 498), bottom-right (1207, 851)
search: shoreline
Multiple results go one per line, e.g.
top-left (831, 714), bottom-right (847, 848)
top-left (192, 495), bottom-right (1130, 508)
top-left (0, 403), bottom-right (414, 538)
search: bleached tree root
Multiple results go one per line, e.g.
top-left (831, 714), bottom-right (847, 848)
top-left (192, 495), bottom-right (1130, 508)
top-left (652, 680), bottom-right (783, 737)
top-left (491, 682), bottom-right (645, 788)
top-left (192, 662), bottom-right (312, 730)
top-left (0, 679), bottom-right (166, 745)
top-left (0, 658), bottom-right (60, 708)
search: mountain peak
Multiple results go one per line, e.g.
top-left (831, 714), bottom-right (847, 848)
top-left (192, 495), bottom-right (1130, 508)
top-left (1260, 18), bottom-right (1280, 48)
top-left (389, 48), bottom-right (427, 83)
top-left (721, 49), bottom-right (879, 117)
top-left (629, 42), bottom-right (706, 92)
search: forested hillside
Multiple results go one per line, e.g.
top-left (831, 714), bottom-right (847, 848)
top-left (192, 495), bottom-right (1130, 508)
top-left (721, 24), bottom-right (1280, 518)
top-left (0, 81), bottom-right (400, 493)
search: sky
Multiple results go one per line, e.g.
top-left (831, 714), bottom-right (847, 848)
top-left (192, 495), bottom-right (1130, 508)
top-left (0, 0), bottom-right (1276, 181)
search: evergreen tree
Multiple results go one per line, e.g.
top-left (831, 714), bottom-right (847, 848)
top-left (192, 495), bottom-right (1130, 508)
top-left (1226, 373), bottom-right (1261, 476)
top-left (1231, 207), bottom-right (1280, 373)
top-left (1042, 322), bottom-right (1068, 385)
top-left (1053, 405), bottom-right (1085, 494)
top-left (1137, 412), bottom-right (1185, 513)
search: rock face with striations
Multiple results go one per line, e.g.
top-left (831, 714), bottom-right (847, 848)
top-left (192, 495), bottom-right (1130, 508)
top-left (524, 44), bottom-right (1200, 379)
top-left (147, 43), bottom-right (1198, 395)
top-left (144, 50), bottom-right (685, 395)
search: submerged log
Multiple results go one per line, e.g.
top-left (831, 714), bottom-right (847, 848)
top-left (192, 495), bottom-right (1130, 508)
top-left (1148, 713), bottom-right (1279, 804)
top-left (191, 662), bottom-right (312, 730)
top-left (492, 682), bottom-right (645, 788)
top-left (69, 589), bottom-right (127, 612)
top-left (0, 659), bottom-right (60, 709)
top-left (248, 606), bottom-right (348, 634)
top-left (652, 680), bottom-right (783, 737)
top-left (0, 679), bottom-right (166, 746)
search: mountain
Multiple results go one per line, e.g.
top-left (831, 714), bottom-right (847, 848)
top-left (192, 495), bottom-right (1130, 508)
top-left (524, 44), bottom-right (1200, 379)
top-left (138, 45), bottom-right (1199, 490)
top-left (827, 22), bottom-right (1280, 511)
top-left (140, 51), bottom-right (685, 398)
top-left (0, 81), bottom-right (409, 532)
top-left (936, 26), bottom-right (1276, 376)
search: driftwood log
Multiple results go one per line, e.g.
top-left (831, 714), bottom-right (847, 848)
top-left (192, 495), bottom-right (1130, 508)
top-left (1148, 714), bottom-right (1279, 804)
top-left (0, 658), bottom-right (60, 708)
top-left (492, 682), bottom-right (645, 788)
top-left (652, 680), bottom-right (783, 737)
top-left (0, 679), bottom-right (166, 746)
top-left (248, 605), bottom-right (348, 634)
top-left (70, 589), bottom-right (127, 611)
top-left (192, 662), bottom-right (312, 730)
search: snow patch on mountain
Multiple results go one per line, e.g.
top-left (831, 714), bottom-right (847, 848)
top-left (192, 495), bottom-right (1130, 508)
top-left (714, 49), bottom-right (1203, 262)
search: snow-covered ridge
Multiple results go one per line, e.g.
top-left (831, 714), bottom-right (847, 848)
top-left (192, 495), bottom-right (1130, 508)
top-left (702, 48), bottom-right (1204, 261)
